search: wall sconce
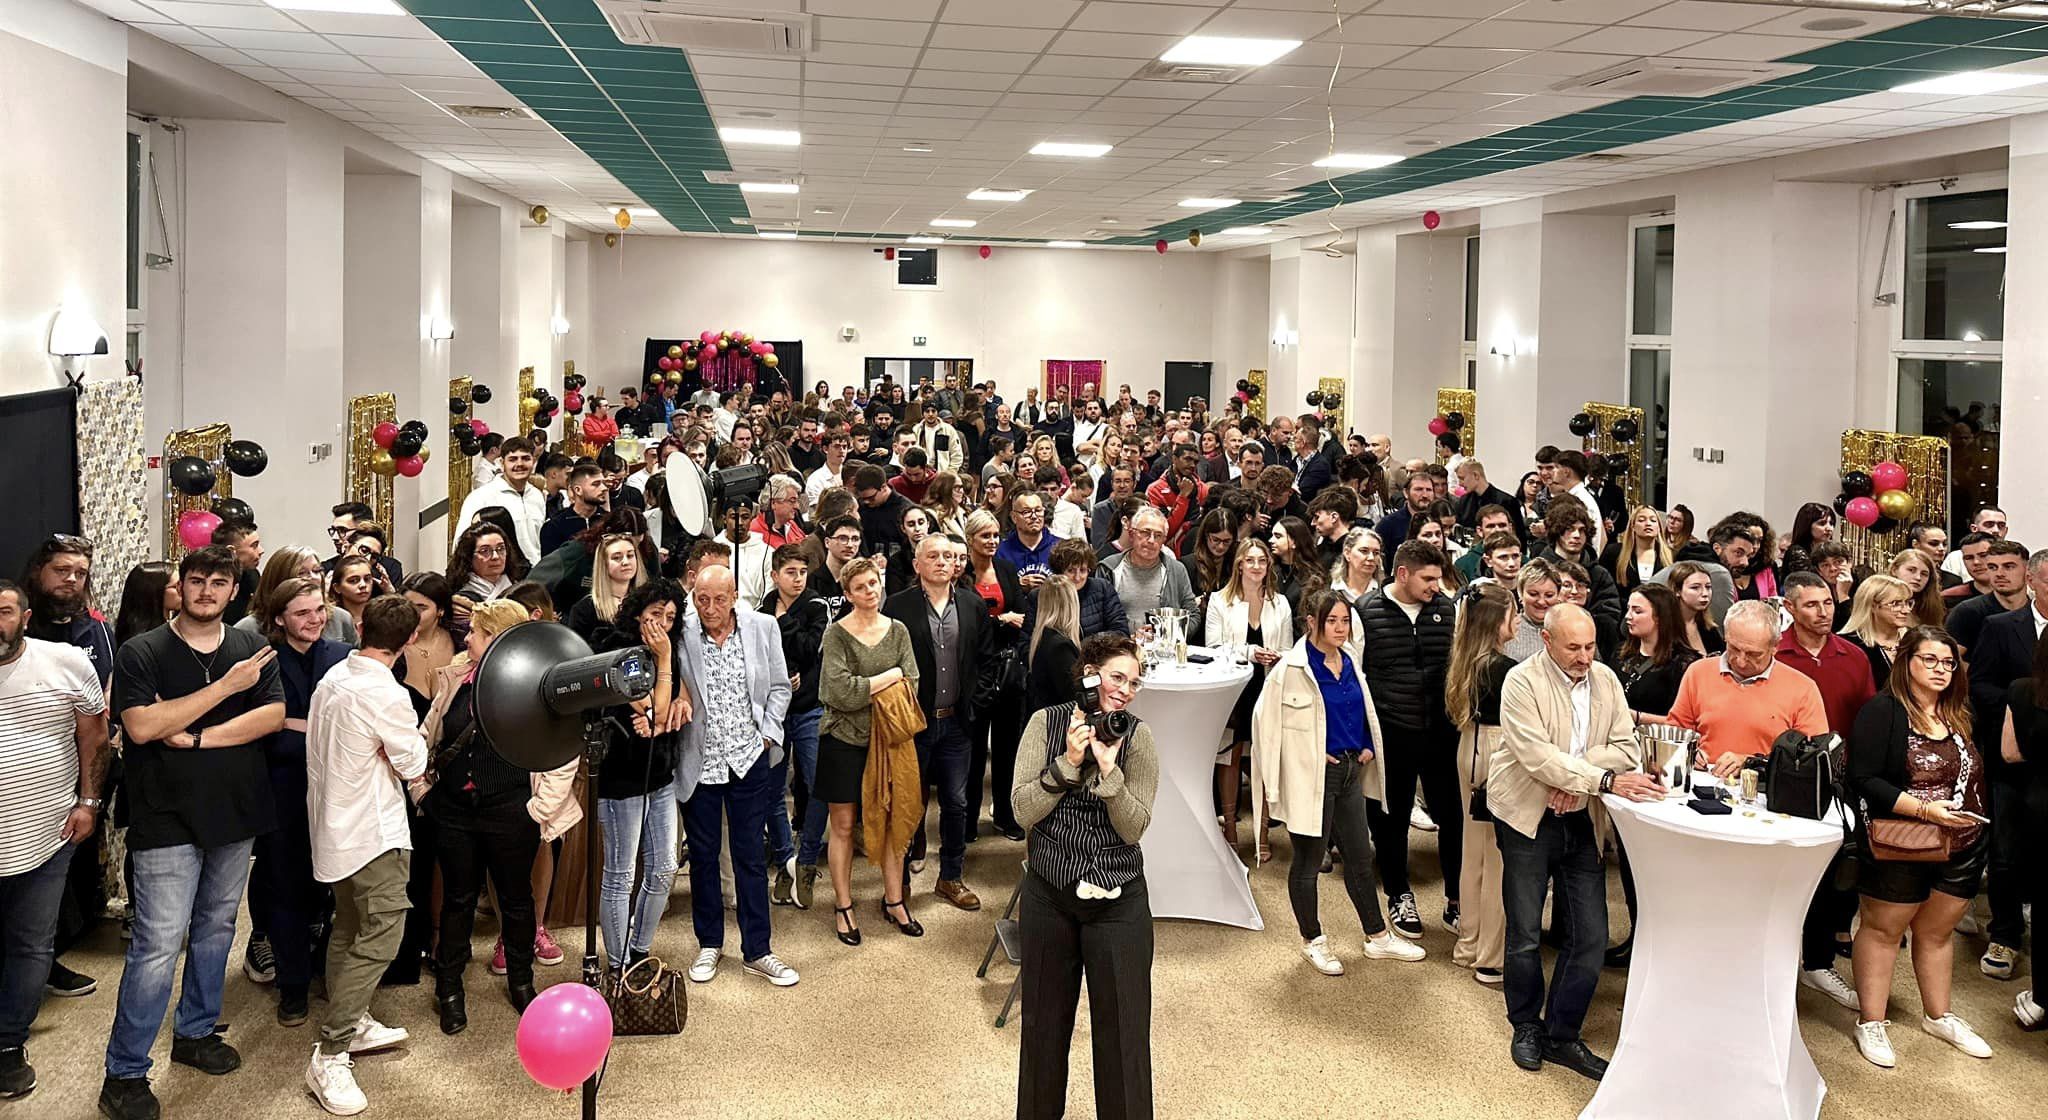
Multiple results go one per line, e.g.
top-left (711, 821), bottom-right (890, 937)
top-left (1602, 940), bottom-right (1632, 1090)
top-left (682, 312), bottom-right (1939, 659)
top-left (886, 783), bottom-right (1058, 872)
top-left (1489, 337), bottom-right (1517, 358)
top-left (430, 317), bottom-right (456, 341)
top-left (551, 315), bottom-right (572, 336)
top-left (49, 306), bottom-right (109, 358)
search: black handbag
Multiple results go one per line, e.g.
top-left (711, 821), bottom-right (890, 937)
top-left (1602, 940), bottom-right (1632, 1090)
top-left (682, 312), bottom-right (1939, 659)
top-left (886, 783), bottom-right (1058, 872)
top-left (604, 957), bottom-right (685, 1035)
top-left (1765, 730), bottom-right (1842, 822)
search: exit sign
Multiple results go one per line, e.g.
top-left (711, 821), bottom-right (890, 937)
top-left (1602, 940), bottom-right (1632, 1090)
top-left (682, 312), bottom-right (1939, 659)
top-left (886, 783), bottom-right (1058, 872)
top-left (912, 335), bottom-right (927, 347)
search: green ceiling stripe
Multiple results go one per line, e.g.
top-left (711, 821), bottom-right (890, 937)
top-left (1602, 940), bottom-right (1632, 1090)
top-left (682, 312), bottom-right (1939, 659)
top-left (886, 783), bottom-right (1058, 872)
top-left (398, 6), bottom-right (2048, 242)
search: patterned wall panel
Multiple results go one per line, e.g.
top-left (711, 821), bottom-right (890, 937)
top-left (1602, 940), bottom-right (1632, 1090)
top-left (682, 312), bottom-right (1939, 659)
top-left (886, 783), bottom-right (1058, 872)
top-left (77, 380), bottom-right (148, 617)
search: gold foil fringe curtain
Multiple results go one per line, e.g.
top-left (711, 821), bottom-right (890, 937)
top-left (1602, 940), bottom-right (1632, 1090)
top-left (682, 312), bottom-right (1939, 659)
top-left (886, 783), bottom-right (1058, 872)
top-left (562, 361), bottom-right (586, 459)
top-left (347, 394), bottom-right (396, 530)
top-left (1840, 430), bottom-right (1949, 570)
top-left (1581, 401), bottom-right (1645, 510)
top-left (161, 424), bottom-right (231, 561)
top-left (448, 376), bottom-right (474, 558)
top-left (1246, 370), bottom-right (1268, 423)
top-left (1317, 377), bottom-right (1347, 436)
top-left (519, 366), bottom-right (538, 435)
top-left (1436, 388), bottom-right (1476, 457)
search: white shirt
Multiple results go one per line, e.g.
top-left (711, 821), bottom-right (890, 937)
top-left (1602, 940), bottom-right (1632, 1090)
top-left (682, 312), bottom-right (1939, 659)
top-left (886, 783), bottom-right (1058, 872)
top-left (474, 455), bottom-right (502, 484)
top-left (1567, 482), bottom-right (1605, 555)
top-left (305, 653), bottom-right (427, 883)
top-left (457, 476), bottom-right (548, 565)
top-left (626, 468), bottom-right (651, 493)
top-left (714, 407), bottom-right (739, 442)
top-left (1051, 500), bottom-right (1087, 542)
top-left (1942, 550), bottom-right (1968, 580)
top-left (730, 536), bottom-right (775, 605)
top-left (1072, 417), bottom-right (1106, 449)
top-left (0, 639), bottom-right (105, 877)
top-left (1546, 656), bottom-right (1593, 759)
top-left (805, 462), bottom-right (843, 513)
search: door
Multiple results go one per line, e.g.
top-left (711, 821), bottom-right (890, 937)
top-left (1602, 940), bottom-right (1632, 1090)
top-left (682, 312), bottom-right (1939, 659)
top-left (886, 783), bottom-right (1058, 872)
top-left (1163, 361), bottom-right (1211, 411)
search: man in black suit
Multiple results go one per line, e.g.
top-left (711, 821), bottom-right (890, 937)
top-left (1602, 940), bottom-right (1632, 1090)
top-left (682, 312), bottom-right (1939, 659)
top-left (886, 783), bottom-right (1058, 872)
top-left (884, 535), bottom-right (997, 911)
top-left (1454, 459), bottom-right (1527, 540)
top-left (1962, 546), bottom-right (2045, 981)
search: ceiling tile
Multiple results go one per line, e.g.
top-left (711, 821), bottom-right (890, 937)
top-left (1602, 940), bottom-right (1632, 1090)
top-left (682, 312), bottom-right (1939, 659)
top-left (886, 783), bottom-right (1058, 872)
top-left (1323, 15), bottom-right (1471, 46)
top-left (142, 1), bottom-right (299, 32)
top-left (1622, 1), bottom-right (1781, 33)
top-left (1048, 30), bottom-right (1185, 57)
top-left (813, 17), bottom-right (933, 47)
top-left (202, 27), bottom-right (343, 53)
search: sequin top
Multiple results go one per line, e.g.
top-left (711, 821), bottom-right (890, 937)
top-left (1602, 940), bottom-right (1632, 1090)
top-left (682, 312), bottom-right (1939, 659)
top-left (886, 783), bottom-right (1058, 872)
top-left (1904, 730), bottom-right (1986, 848)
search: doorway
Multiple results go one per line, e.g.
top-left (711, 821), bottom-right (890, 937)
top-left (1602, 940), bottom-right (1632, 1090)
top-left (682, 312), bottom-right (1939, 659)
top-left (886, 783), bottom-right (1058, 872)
top-left (1164, 361), bottom-right (1211, 411)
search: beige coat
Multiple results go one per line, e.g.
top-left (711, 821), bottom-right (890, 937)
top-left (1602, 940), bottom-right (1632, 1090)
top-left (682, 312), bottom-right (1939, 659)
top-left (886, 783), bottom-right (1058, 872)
top-left (421, 660), bottom-right (584, 842)
top-left (1486, 654), bottom-right (1640, 841)
top-left (1251, 640), bottom-right (1388, 840)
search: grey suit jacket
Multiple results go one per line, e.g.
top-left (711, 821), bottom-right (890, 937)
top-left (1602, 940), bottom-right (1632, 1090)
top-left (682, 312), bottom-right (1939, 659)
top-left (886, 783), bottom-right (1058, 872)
top-left (674, 605), bottom-right (792, 804)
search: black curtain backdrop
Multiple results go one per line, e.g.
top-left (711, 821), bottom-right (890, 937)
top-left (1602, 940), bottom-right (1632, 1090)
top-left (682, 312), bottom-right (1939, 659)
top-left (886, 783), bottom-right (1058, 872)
top-left (0, 388), bottom-right (80, 580)
top-left (642, 339), bottom-right (803, 397)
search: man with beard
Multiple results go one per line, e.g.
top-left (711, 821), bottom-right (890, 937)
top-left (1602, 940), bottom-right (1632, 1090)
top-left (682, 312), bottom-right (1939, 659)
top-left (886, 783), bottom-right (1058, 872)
top-left (100, 547), bottom-right (284, 1120)
top-left (456, 438), bottom-right (548, 568)
top-left (211, 519), bottom-right (263, 626)
top-left (19, 535), bottom-right (114, 999)
top-left (0, 579), bottom-right (109, 1099)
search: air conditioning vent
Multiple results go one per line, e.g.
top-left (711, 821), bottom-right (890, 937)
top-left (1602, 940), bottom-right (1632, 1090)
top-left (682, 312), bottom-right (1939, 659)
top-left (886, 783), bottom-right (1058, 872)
top-left (1551, 59), bottom-right (1810, 98)
top-left (441, 104), bottom-right (538, 120)
top-left (701, 170), bottom-right (804, 186)
top-left (594, 2), bottom-right (810, 54)
top-left (1134, 59), bottom-right (1251, 84)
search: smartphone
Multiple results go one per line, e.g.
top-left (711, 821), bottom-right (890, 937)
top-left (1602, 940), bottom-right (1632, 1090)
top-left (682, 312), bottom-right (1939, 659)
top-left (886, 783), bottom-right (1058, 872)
top-left (1186, 652), bottom-right (1214, 664)
top-left (1954, 810), bottom-right (1991, 825)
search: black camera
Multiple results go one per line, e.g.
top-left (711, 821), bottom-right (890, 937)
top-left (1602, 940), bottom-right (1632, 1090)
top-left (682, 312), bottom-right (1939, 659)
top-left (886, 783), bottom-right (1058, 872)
top-left (1079, 674), bottom-right (1136, 744)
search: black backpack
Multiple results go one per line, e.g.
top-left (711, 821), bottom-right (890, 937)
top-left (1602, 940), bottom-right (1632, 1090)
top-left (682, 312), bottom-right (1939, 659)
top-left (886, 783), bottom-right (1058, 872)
top-left (1765, 729), bottom-right (1856, 841)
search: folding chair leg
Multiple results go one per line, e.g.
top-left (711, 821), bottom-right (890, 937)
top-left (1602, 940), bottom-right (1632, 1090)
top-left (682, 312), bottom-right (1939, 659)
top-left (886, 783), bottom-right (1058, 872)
top-left (996, 973), bottom-right (1022, 1028)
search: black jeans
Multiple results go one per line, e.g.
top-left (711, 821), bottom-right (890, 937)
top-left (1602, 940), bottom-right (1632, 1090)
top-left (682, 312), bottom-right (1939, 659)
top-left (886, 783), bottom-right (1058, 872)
top-left (1287, 754), bottom-right (1386, 940)
top-left (973, 690), bottom-right (1025, 834)
top-left (384, 800), bottom-right (437, 985)
top-left (1987, 769), bottom-right (2033, 949)
top-left (1498, 811), bottom-right (1606, 1043)
top-left (1017, 872), bottom-right (1153, 1120)
top-left (433, 795), bottom-right (540, 989)
top-left (1800, 856), bottom-right (1856, 971)
top-left (1366, 724), bottom-right (1463, 904)
top-left (256, 764), bottom-right (333, 993)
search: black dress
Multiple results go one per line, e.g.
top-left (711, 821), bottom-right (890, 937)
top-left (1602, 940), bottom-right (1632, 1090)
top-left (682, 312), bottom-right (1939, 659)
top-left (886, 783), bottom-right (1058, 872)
top-left (1616, 646), bottom-right (1699, 718)
top-left (1228, 623), bottom-right (1266, 740)
top-left (1027, 629), bottom-right (1081, 716)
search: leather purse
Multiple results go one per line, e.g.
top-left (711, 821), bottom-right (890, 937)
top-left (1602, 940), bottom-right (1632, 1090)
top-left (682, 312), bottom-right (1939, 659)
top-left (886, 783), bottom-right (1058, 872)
top-left (1865, 816), bottom-right (1950, 863)
top-left (605, 956), bottom-right (685, 1036)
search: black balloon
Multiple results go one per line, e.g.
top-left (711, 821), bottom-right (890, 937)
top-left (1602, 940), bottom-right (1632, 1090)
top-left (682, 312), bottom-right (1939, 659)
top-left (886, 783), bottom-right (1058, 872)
top-left (168, 456), bottom-right (216, 496)
top-left (400, 419), bottom-right (430, 440)
top-left (450, 396), bottom-right (469, 415)
top-left (1322, 392), bottom-right (1342, 409)
top-left (1610, 418), bottom-right (1639, 444)
top-left (1244, 383), bottom-right (1259, 399)
top-left (1568, 412), bottom-right (1595, 438)
top-left (1841, 470), bottom-right (1874, 498)
top-left (210, 497), bottom-right (253, 524)
top-left (471, 384), bottom-right (493, 404)
top-left (1305, 390), bottom-right (1324, 407)
top-left (1236, 379), bottom-right (1250, 393)
top-left (1607, 452), bottom-right (1632, 478)
top-left (390, 431), bottom-right (425, 458)
top-left (1871, 515), bottom-right (1899, 535)
top-left (1832, 493), bottom-right (1851, 516)
top-left (223, 440), bottom-right (268, 478)
top-left (1445, 411), bottom-right (1464, 431)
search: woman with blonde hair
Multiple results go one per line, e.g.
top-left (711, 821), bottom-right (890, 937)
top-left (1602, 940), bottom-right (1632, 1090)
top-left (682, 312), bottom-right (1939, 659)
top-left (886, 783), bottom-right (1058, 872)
top-left (235, 544), bottom-right (357, 644)
top-left (1841, 573), bottom-right (1916, 690)
top-left (1209, 538), bottom-right (1293, 859)
top-left (564, 533), bottom-right (648, 641)
top-left (1027, 434), bottom-right (1067, 489)
top-left (1026, 577), bottom-right (1083, 714)
top-left (1443, 581), bottom-right (1518, 983)
top-left (1888, 548), bottom-right (1946, 627)
top-left (1603, 505), bottom-right (1673, 595)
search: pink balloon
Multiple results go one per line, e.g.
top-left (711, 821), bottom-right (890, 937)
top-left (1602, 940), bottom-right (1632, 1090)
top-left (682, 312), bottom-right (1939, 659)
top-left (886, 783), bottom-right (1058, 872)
top-left (470, 419), bottom-right (489, 438)
top-left (177, 509), bottom-right (221, 550)
top-left (1870, 460), bottom-right (1908, 493)
top-left (394, 455), bottom-right (424, 478)
top-left (372, 421), bottom-right (399, 450)
top-left (749, 341), bottom-right (767, 356)
top-left (1452, 486), bottom-right (1468, 498)
top-left (700, 330), bottom-right (718, 345)
top-left (657, 356), bottom-right (674, 372)
top-left (1428, 416), bottom-right (1450, 437)
top-left (564, 390), bottom-right (585, 414)
top-left (759, 342), bottom-right (774, 355)
top-left (1422, 210), bottom-right (1442, 231)
top-left (978, 244), bottom-right (992, 260)
top-left (1843, 496), bottom-right (1881, 529)
top-left (516, 983), bottom-right (613, 1091)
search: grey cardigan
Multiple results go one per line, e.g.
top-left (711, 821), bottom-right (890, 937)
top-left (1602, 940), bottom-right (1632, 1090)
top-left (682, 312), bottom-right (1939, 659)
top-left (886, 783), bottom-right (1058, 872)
top-left (673, 605), bottom-right (792, 805)
top-left (1098, 550), bottom-right (1197, 617)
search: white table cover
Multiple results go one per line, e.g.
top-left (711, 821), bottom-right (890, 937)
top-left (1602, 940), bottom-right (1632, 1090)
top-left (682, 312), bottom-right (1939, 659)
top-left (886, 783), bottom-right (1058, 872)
top-left (1128, 648), bottom-right (1260, 929)
top-left (1582, 795), bottom-right (1844, 1120)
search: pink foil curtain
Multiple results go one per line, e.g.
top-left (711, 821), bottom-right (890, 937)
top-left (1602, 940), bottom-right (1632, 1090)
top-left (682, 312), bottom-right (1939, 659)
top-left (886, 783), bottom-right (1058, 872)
top-left (703, 347), bottom-right (755, 393)
top-left (1044, 359), bottom-right (1104, 401)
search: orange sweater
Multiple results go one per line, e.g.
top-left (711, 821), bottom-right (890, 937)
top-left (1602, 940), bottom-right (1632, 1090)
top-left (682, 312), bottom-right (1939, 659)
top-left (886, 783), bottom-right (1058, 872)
top-left (1667, 657), bottom-right (1827, 761)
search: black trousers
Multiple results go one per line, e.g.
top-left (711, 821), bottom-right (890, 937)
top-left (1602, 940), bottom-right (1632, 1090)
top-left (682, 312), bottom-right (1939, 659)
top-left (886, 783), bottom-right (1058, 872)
top-left (1986, 769), bottom-right (2033, 949)
top-left (256, 765), bottom-right (333, 992)
top-left (383, 799), bottom-right (437, 986)
top-left (1365, 724), bottom-right (1463, 904)
top-left (972, 691), bottom-right (1025, 834)
top-left (1800, 856), bottom-right (1856, 971)
top-left (433, 796), bottom-right (540, 989)
top-left (1287, 754), bottom-right (1386, 940)
top-left (1017, 872), bottom-right (1153, 1120)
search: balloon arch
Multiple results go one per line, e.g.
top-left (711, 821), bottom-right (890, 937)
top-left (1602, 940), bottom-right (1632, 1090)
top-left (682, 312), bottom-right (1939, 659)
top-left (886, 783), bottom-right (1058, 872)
top-left (654, 330), bottom-right (778, 393)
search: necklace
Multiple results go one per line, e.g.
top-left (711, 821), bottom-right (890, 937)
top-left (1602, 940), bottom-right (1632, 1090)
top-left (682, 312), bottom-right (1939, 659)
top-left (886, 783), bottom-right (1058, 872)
top-left (176, 619), bottom-right (225, 683)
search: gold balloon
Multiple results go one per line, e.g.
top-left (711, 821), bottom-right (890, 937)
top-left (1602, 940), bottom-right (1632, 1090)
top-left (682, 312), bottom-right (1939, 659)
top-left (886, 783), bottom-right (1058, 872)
top-left (665, 370), bottom-right (682, 384)
top-left (763, 353), bottom-right (779, 368)
top-left (1876, 489), bottom-right (1917, 521)
top-left (615, 208), bottom-right (632, 229)
top-left (416, 446), bottom-right (431, 464)
top-left (529, 204), bottom-right (549, 225)
top-left (667, 344), bottom-right (683, 359)
top-left (1188, 229), bottom-right (1202, 247)
top-left (683, 358), bottom-right (697, 372)
top-left (604, 233), bottom-right (618, 248)
top-left (369, 449), bottom-right (397, 477)
top-left (522, 395), bottom-right (542, 413)
top-left (716, 338), bottom-right (729, 351)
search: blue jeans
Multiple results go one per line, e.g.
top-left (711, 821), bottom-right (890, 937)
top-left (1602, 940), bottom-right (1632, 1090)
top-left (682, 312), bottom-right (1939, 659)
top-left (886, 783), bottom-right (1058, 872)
top-left (1496, 812), bottom-right (1607, 1043)
top-left (0, 842), bottom-right (77, 1048)
top-left (681, 754), bottom-right (777, 961)
top-left (597, 784), bottom-right (679, 964)
top-left (774, 707), bottom-right (826, 867)
top-left (106, 839), bottom-right (255, 1077)
top-left (916, 715), bottom-right (974, 882)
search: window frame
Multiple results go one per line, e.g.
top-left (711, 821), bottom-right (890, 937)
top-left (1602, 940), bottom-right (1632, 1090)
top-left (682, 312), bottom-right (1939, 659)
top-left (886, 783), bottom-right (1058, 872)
top-left (1461, 234), bottom-right (1479, 388)
top-left (126, 121), bottom-right (150, 360)
top-left (1888, 174), bottom-right (2005, 431)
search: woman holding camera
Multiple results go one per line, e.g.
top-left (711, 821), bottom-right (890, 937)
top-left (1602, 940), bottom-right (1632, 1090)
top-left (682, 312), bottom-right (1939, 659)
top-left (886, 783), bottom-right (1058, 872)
top-left (1845, 626), bottom-right (1994, 1068)
top-left (1253, 590), bottom-right (1425, 977)
top-left (1012, 633), bottom-right (1159, 1120)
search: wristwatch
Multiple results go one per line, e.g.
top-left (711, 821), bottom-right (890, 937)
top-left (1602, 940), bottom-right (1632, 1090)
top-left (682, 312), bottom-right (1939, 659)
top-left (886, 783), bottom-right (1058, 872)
top-left (1599, 770), bottom-right (1617, 794)
top-left (75, 797), bottom-right (103, 811)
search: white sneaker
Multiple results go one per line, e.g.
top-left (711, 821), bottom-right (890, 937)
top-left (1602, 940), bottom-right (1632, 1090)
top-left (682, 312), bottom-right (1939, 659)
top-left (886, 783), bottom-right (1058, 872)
top-left (743, 953), bottom-right (800, 987)
top-left (1922, 1013), bottom-right (1993, 1058)
top-left (2016, 989), bottom-right (2046, 1031)
top-left (1302, 935), bottom-right (1344, 976)
top-left (1854, 1020), bottom-right (1896, 1069)
top-left (1799, 968), bottom-right (1860, 1011)
top-left (347, 1013), bottom-right (408, 1054)
top-left (1363, 933), bottom-right (1427, 962)
top-left (305, 1046), bottom-right (367, 1116)
top-left (1410, 804), bottom-right (1438, 832)
top-left (1981, 943), bottom-right (2018, 980)
top-left (688, 947), bottom-right (720, 983)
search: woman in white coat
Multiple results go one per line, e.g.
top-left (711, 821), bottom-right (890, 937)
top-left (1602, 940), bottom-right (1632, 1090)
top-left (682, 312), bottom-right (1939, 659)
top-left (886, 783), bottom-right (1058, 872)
top-left (1253, 589), bottom-right (1426, 975)
top-left (1208, 538), bottom-right (1292, 860)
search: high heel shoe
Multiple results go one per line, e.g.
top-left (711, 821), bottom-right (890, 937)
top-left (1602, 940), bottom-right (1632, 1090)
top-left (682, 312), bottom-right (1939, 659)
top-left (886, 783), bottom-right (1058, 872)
top-left (883, 899), bottom-right (925, 938)
top-left (834, 905), bottom-right (862, 947)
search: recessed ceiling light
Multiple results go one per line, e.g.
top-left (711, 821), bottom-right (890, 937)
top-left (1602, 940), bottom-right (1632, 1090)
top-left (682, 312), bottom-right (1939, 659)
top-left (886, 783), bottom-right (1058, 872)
top-left (263, 0), bottom-right (403, 13)
top-left (620, 206), bottom-right (659, 217)
top-left (1892, 71), bottom-right (2048, 96)
top-left (1312, 153), bottom-right (1404, 170)
top-left (1160, 36), bottom-right (1302, 67)
top-left (902, 144), bottom-right (935, 153)
top-left (1949, 220), bottom-right (2008, 230)
top-left (1973, 246), bottom-right (2009, 254)
top-left (1201, 157), bottom-right (1229, 165)
top-left (735, 109), bottom-right (777, 120)
top-left (1046, 241), bottom-right (1086, 248)
top-left (719, 127), bottom-right (801, 146)
top-left (1032, 141), bottom-right (1114, 158)
top-left (930, 218), bottom-right (977, 228)
top-left (967, 188), bottom-right (1034, 202)
top-left (812, 207), bottom-right (835, 215)
top-left (757, 231), bottom-right (798, 240)
top-left (1100, 218), bottom-right (1121, 225)
top-left (740, 182), bottom-right (799, 194)
top-left (906, 236), bottom-right (945, 245)
top-left (1801, 16), bottom-right (1867, 31)
top-left (1179, 198), bottom-right (1240, 209)
top-left (1222, 227), bottom-right (1273, 236)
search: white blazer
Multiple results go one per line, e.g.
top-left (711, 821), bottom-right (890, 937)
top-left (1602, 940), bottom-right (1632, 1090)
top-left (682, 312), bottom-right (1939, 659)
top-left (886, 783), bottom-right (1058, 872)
top-left (1205, 590), bottom-right (1293, 655)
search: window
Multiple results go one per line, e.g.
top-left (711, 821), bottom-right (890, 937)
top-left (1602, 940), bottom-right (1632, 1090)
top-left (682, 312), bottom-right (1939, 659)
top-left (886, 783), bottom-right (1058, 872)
top-left (1460, 235), bottom-right (1479, 389)
top-left (1625, 218), bottom-right (1673, 508)
top-left (1893, 179), bottom-right (2004, 527)
top-left (126, 124), bottom-right (148, 363)
top-left (894, 247), bottom-right (938, 289)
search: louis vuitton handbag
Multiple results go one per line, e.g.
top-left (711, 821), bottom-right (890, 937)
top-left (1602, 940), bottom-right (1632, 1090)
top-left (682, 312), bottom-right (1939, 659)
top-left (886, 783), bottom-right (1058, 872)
top-left (605, 956), bottom-right (685, 1036)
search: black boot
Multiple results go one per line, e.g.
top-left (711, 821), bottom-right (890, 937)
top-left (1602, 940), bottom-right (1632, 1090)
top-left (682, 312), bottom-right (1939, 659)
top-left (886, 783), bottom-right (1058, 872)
top-left (508, 981), bottom-right (538, 1013)
top-left (437, 984), bottom-right (467, 1036)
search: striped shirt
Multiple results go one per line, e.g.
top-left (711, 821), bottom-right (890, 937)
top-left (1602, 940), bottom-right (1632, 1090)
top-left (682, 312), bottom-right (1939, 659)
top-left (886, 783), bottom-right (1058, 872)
top-left (1021, 704), bottom-right (1153, 891)
top-left (0, 638), bottom-right (106, 876)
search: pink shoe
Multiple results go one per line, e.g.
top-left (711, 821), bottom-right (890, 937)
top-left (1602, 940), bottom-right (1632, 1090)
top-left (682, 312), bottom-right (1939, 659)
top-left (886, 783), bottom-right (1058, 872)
top-left (534, 928), bottom-right (565, 967)
top-left (489, 939), bottom-right (508, 976)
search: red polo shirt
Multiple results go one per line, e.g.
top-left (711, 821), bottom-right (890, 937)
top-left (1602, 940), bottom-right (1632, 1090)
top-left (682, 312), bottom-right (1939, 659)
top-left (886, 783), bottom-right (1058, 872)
top-left (1773, 630), bottom-right (1876, 736)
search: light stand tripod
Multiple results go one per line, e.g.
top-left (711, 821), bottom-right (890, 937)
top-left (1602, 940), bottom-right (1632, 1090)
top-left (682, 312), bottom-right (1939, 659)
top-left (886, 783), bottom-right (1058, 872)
top-left (577, 712), bottom-right (607, 1120)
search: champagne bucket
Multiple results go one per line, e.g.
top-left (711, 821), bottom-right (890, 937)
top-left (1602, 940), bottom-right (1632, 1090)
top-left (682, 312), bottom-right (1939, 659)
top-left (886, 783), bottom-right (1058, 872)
top-left (1637, 723), bottom-right (1698, 792)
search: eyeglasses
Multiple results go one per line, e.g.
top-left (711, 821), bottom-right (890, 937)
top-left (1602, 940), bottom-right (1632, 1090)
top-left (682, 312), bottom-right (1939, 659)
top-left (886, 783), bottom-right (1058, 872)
top-left (1914, 654), bottom-right (1958, 671)
top-left (829, 534), bottom-right (862, 546)
top-left (474, 545), bottom-right (509, 559)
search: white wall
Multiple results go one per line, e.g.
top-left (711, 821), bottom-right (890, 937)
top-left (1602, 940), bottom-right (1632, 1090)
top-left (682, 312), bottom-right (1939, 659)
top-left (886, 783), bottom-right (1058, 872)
top-left (1207, 253), bottom-right (1269, 406)
top-left (586, 237), bottom-right (1230, 405)
top-left (1391, 229), bottom-right (1467, 459)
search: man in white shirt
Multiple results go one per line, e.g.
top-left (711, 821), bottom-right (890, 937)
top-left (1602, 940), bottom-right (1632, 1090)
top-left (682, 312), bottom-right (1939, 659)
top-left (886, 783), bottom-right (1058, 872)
top-left (455, 437), bottom-right (548, 567)
top-left (804, 431), bottom-right (849, 514)
top-left (303, 596), bottom-right (427, 1114)
top-left (1942, 506), bottom-right (2007, 580)
top-left (473, 434), bottom-right (503, 484)
top-left (1071, 398), bottom-right (1107, 452)
top-left (1547, 450), bottom-right (1606, 557)
top-left (713, 391), bottom-right (741, 443)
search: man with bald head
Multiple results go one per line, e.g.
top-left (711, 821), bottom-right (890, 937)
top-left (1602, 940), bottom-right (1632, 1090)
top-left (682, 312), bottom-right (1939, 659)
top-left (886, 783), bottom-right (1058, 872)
top-left (1490, 604), bottom-right (1663, 1080)
top-left (675, 565), bottom-right (799, 988)
top-left (1664, 600), bottom-right (1827, 780)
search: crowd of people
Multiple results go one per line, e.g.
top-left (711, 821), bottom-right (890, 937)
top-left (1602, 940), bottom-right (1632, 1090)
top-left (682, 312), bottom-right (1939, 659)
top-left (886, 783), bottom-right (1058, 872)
top-left (0, 369), bottom-right (2041, 1120)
